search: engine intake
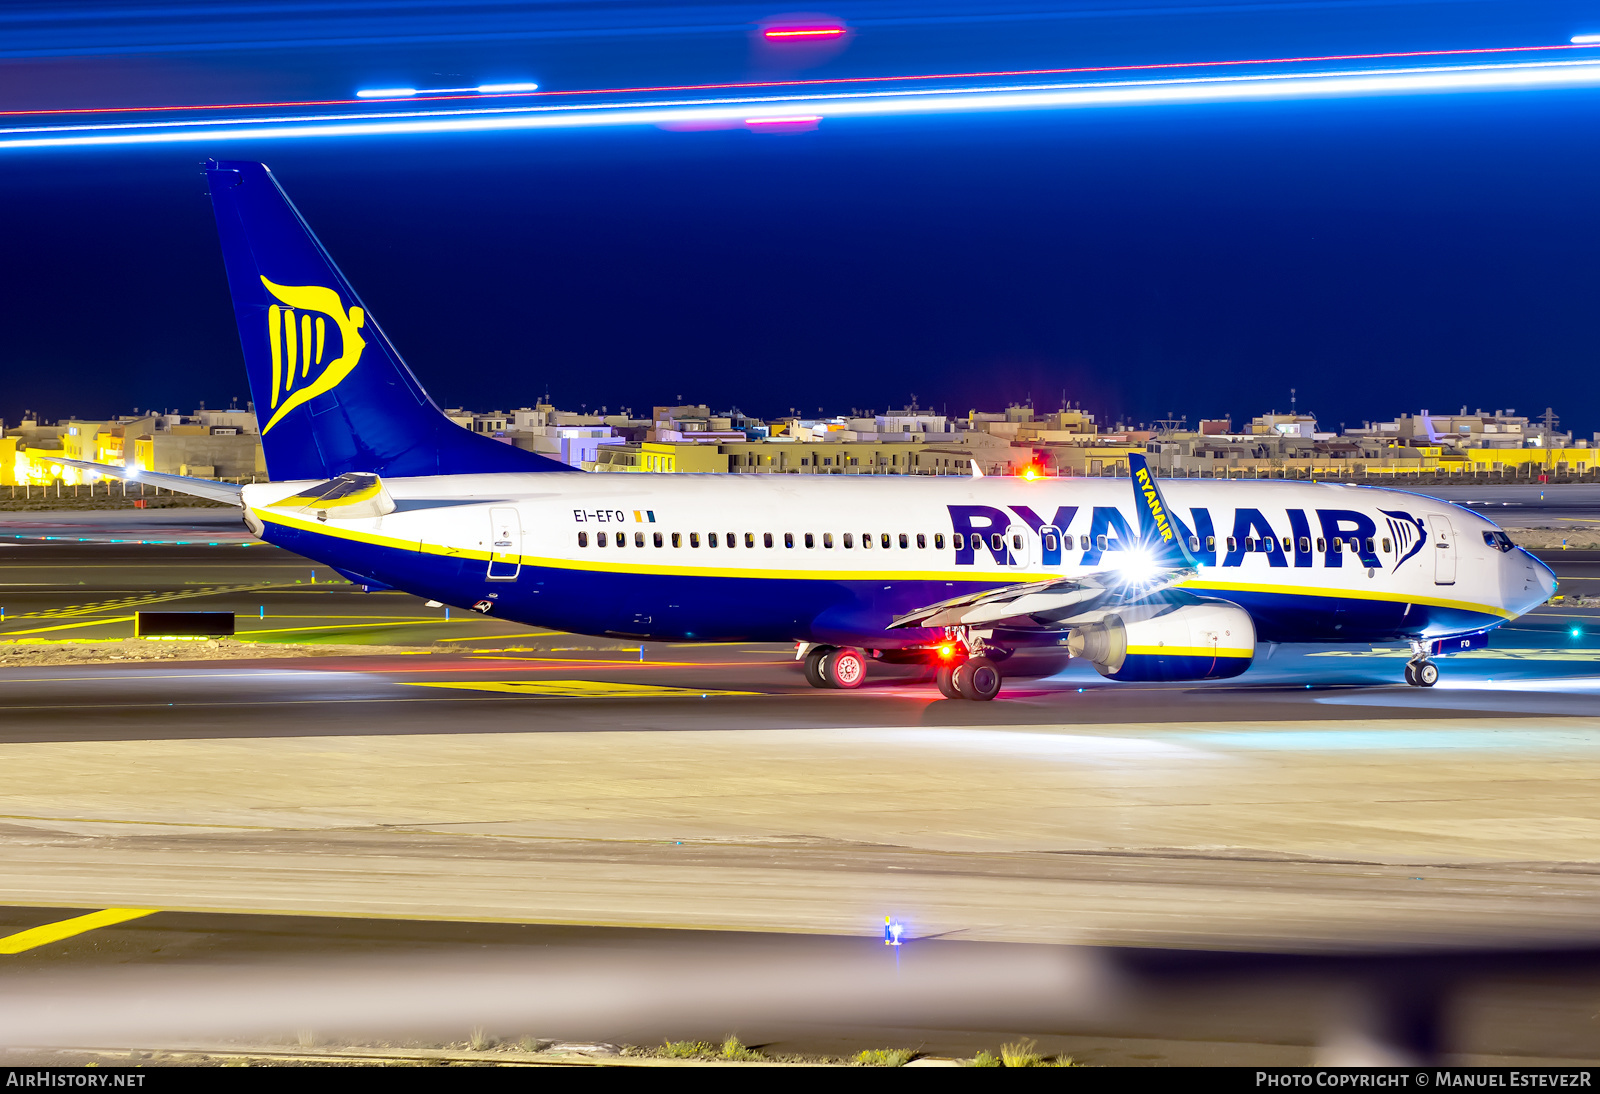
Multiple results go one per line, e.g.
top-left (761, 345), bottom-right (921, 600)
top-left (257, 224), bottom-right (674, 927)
top-left (1068, 599), bottom-right (1255, 682)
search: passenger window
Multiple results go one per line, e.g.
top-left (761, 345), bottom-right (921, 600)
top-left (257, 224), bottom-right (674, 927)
top-left (1364, 537), bottom-right (1375, 554)
top-left (635, 532), bottom-right (645, 548)
top-left (690, 532), bottom-right (700, 548)
top-left (1382, 537), bottom-right (1391, 553)
top-left (1081, 535), bottom-right (1091, 550)
top-left (1299, 537), bottom-right (1311, 553)
top-left (823, 533), bottom-right (833, 548)
top-left (805, 533), bottom-right (815, 548)
top-left (1188, 535), bottom-right (1200, 551)
top-left (1282, 537), bottom-right (1292, 552)
top-left (884, 533), bottom-right (894, 549)
top-left (991, 533), bottom-right (1004, 552)
top-left (933, 533), bottom-right (943, 550)
top-left (1350, 537), bottom-right (1361, 553)
top-left (862, 534), bottom-right (873, 549)
top-left (708, 533), bottom-right (718, 547)
top-left (1226, 537), bottom-right (1237, 552)
top-left (1332, 538), bottom-right (1343, 553)
top-left (1262, 538), bottom-right (1272, 553)
top-left (672, 533), bottom-right (681, 548)
top-left (843, 533), bottom-right (854, 548)
top-left (597, 531), bottom-right (607, 547)
top-left (784, 533), bottom-right (794, 548)
top-left (953, 533), bottom-right (964, 550)
top-left (1012, 533), bottom-right (1023, 550)
top-left (653, 532), bottom-right (663, 548)
top-left (1316, 537), bottom-right (1326, 552)
top-left (1043, 534), bottom-right (1058, 551)
top-left (744, 532), bottom-right (755, 548)
top-left (1205, 536), bottom-right (1215, 552)
top-left (727, 533), bottom-right (737, 549)
top-left (617, 533), bottom-right (626, 548)
top-left (1096, 535), bottom-right (1108, 551)
top-left (578, 532), bottom-right (588, 547)
top-left (765, 533), bottom-right (774, 548)
top-left (1245, 538), bottom-right (1255, 552)
top-left (915, 534), bottom-right (925, 549)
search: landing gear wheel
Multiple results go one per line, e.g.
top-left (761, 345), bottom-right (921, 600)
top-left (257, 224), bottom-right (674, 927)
top-left (1403, 662), bottom-right (1418, 686)
top-left (823, 647), bottom-right (867, 690)
top-left (1416, 662), bottom-right (1439, 687)
top-left (954, 656), bottom-right (1003, 701)
top-left (935, 663), bottom-right (961, 699)
top-left (803, 646), bottom-right (833, 689)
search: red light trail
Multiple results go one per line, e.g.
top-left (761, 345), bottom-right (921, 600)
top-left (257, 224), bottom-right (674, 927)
top-left (1, 42), bottom-right (1596, 120)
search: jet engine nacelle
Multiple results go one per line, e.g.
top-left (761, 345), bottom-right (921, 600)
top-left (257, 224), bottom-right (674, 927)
top-left (1067, 599), bottom-right (1255, 682)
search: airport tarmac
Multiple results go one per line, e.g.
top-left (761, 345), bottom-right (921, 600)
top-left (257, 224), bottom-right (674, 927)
top-left (4, 501), bottom-right (1600, 1060)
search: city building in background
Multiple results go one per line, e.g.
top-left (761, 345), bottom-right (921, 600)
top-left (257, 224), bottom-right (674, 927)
top-left (2, 397), bottom-right (1595, 487)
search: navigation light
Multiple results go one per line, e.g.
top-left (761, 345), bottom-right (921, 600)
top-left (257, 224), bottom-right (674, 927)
top-left (884, 916), bottom-right (904, 946)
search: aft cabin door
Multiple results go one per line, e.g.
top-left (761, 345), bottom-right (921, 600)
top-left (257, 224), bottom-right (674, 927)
top-left (1428, 514), bottom-right (1456, 585)
top-left (487, 507), bottom-right (522, 581)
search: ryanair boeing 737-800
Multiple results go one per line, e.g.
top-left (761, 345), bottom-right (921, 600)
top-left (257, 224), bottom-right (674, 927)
top-left (63, 161), bottom-right (1557, 700)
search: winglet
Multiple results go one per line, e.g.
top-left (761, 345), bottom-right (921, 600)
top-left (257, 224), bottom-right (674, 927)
top-left (1127, 452), bottom-right (1196, 568)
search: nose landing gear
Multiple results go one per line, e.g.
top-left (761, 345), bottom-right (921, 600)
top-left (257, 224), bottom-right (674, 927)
top-left (1404, 642), bottom-right (1439, 687)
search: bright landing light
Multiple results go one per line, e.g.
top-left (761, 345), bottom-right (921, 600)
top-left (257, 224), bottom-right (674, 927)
top-left (1112, 549), bottom-right (1161, 584)
top-left (12, 58), bottom-right (1600, 151)
top-left (355, 88), bottom-right (419, 99)
top-left (1573, 35), bottom-right (1600, 44)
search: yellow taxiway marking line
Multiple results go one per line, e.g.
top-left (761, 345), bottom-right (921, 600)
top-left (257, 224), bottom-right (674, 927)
top-left (403, 680), bottom-right (761, 698)
top-left (235, 620), bottom-right (469, 636)
top-left (434, 631), bottom-right (561, 642)
top-left (465, 655), bottom-right (705, 666)
top-left (0, 616), bottom-right (137, 637)
top-left (0, 908), bottom-right (158, 955)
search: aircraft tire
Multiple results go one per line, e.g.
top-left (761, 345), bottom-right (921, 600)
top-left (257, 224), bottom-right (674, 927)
top-left (935, 664), bottom-right (961, 699)
top-left (1416, 662), bottom-right (1439, 687)
top-left (824, 647), bottom-right (867, 690)
top-left (1404, 662), bottom-right (1418, 686)
top-left (955, 656), bottom-right (1002, 701)
top-left (803, 647), bottom-right (832, 689)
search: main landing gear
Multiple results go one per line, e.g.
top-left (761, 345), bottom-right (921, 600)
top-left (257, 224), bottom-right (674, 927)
top-left (935, 656), bottom-right (1003, 702)
top-left (1404, 642), bottom-right (1439, 687)
top-left (799, 640), bottom-right (1006, 700)
top-left (802, 645), bottom-right (868, 690)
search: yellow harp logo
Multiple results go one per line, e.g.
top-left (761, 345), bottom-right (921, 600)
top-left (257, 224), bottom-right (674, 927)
top-left (260, 276), bottom-right (367, 434)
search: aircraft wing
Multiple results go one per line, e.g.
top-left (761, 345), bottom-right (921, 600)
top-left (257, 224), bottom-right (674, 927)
top-left (51, 457), bottom-right (245, 507)
top-left (891, 452), bottom-right (1197, 632)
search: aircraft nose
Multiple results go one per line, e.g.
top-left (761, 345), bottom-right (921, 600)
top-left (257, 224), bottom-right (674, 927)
top-left (1513, 547), bottom-right (1557, 611)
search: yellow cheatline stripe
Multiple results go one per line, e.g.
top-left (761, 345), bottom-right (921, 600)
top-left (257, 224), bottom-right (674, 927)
top-left (1185, 579), bottom-right (1516, 620)
top-left (0, 616), bottom-right (137, 638)
top-left (0, 907), bottom-right (158, 955)
top-left (402, 680), bottom-right (760, 698)
top-left (1125, 645), bottom-right (1252, 658)
top-left (1311, 648), bottom-right (1600, 662)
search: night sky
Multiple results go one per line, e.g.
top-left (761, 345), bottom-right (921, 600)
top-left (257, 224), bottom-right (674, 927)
top-left (4, 0), bottom-right (1600, 435)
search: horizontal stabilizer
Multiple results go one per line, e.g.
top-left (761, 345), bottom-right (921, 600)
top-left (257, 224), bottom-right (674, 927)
top-left (270, 472), bottom-right (395, 520)
top-left (51, 458), bottom-right (244, 506)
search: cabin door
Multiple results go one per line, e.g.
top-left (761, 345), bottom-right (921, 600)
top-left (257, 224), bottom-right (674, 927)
top-left (1428, 514), bottom-right (1456, 585)
top-left (487, 507), bottom-right (522, 581)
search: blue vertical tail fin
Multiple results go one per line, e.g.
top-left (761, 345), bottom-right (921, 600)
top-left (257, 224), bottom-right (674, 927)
top-left (205, 160), bottom-right (572, 481)
top-left (1127, 452), bottom-right (1197, 569)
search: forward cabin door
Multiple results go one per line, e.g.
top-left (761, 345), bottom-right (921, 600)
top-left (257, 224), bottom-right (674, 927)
top-left (487, 507), bottom-right (522, 581)
top-left (1428, 513), bottom-right (1457, 585)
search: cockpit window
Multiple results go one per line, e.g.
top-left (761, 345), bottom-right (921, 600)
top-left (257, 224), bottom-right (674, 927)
top-left (1482, 530), bottom-right (1515, 552)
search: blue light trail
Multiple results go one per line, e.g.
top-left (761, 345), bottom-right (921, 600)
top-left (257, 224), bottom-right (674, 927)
top-left (7, 54), bottom-right (1600, 151)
